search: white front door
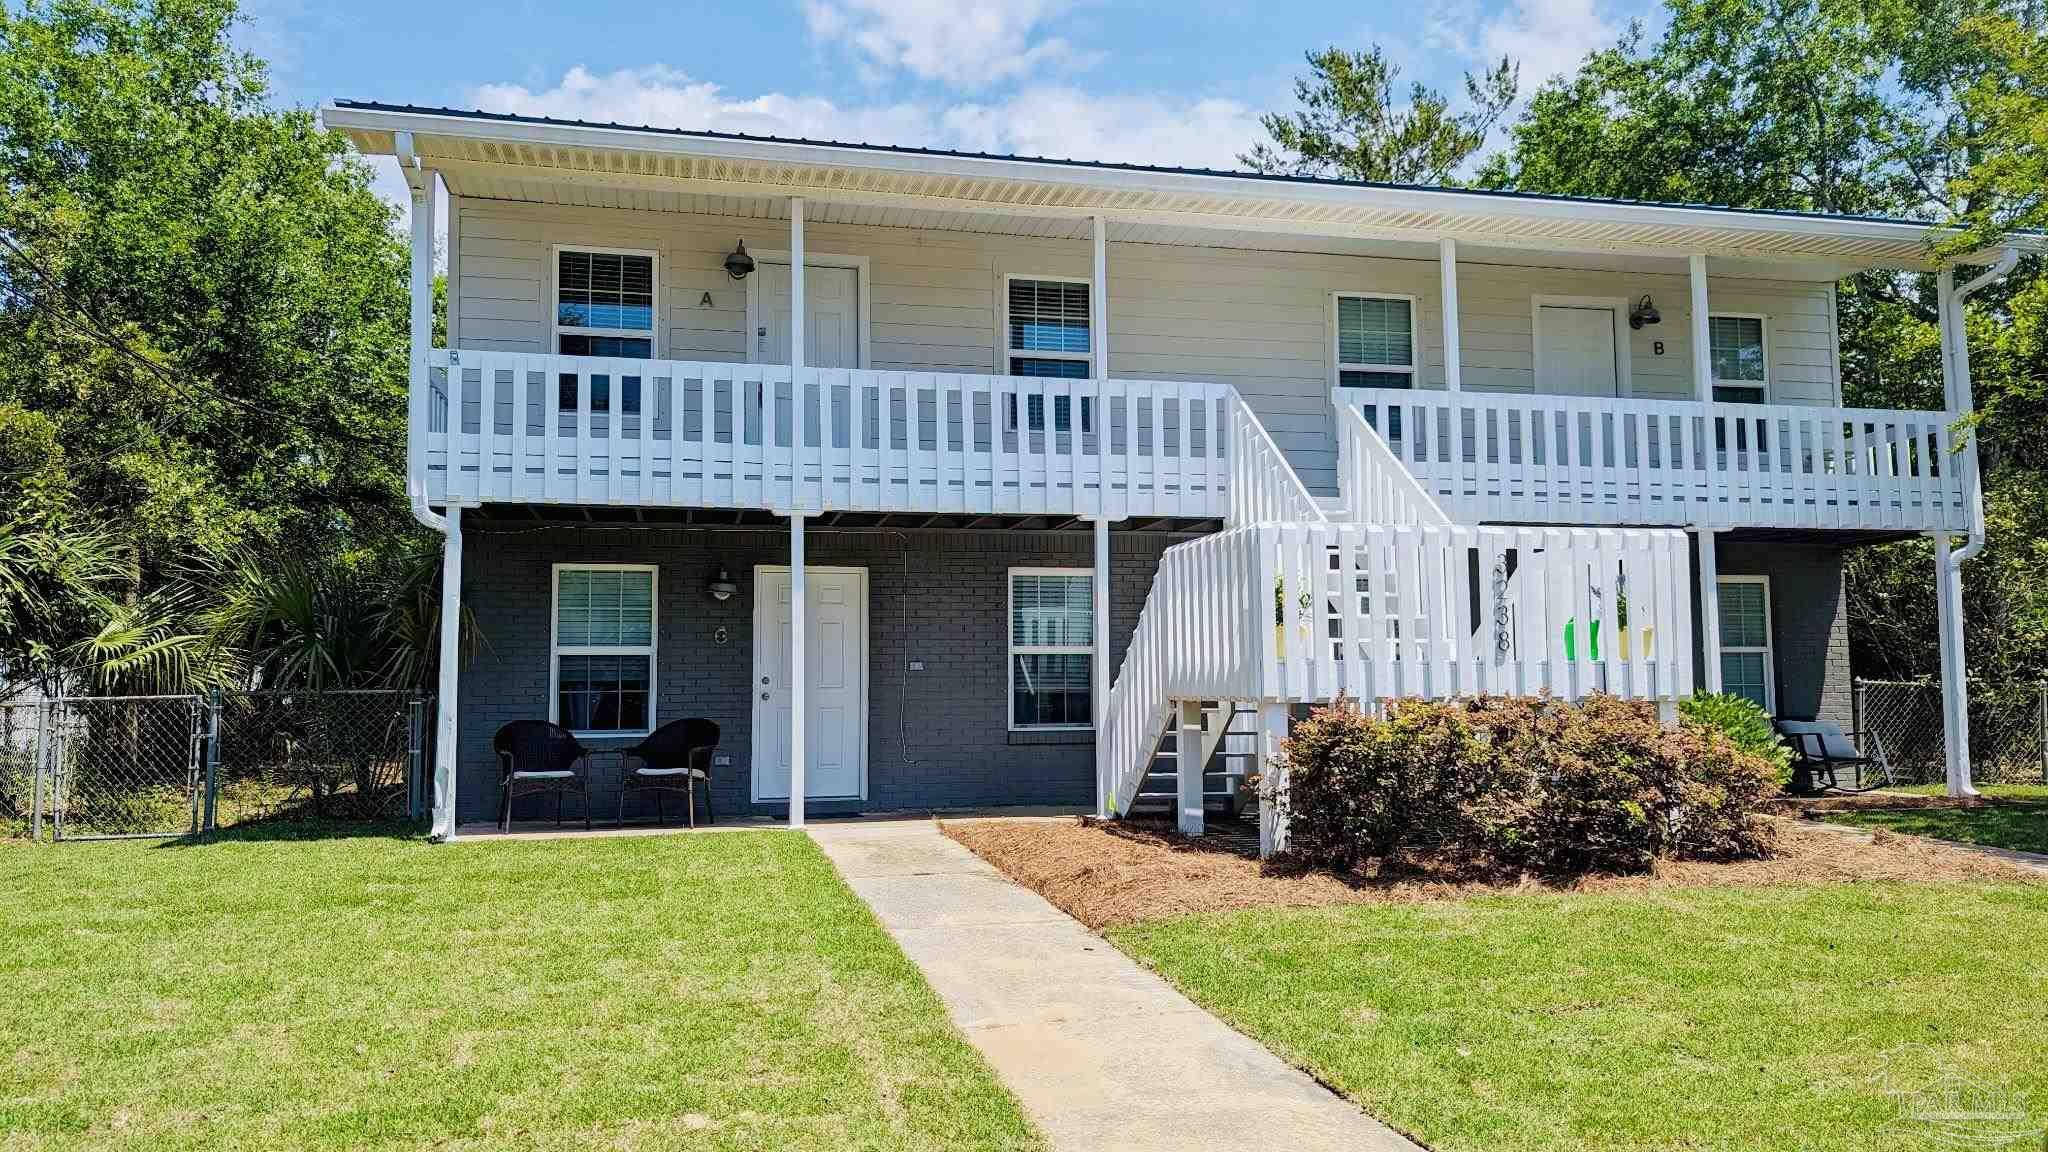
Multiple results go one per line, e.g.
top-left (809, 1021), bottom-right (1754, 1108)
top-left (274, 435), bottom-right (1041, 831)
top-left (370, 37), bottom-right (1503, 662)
top-left (757, 263), bottom-right (860, 368)
top-left (752, 566), bottom-right (867, 801)
top-left (1536, 305), bottom-right (1620, 396)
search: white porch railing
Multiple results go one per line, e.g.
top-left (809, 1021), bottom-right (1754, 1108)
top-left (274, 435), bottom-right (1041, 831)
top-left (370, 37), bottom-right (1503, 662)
top-left (423, 350), bottom-right (1233, 518)
top-left (1339, 388), bottom-right (1970, 532)
top-left (1336, 404), bottom-right (1451, 527)
top-left (1103, 519), bottom-right (1696, 816)
top-left (1227, 395), bottom-right (1327, 526)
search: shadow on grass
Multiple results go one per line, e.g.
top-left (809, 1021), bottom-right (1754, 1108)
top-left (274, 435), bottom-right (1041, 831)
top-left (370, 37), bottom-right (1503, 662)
top-left (150, 818), bottom-right (428, 848)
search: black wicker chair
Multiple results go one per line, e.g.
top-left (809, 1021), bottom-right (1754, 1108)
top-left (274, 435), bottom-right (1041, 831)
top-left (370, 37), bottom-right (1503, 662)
top-left (493, 720), bottom-right (594, 832)
top-left (618, 718), bottom-right (719, 827)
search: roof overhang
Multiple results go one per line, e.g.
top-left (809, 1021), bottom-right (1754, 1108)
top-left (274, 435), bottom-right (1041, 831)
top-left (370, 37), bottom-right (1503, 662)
top-left (325, 102), bottom-right (2041, 275)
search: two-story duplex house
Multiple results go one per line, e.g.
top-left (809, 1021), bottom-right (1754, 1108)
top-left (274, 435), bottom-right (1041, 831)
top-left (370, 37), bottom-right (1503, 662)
top-left (321, 101), bottom-right (2032, 848)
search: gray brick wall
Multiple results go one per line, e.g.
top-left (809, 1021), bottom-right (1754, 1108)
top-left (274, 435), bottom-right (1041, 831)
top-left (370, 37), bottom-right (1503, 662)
top-left (1691, 538), bottom-right (1851, 726)
top-left (455, 525), bottom-right (1175, 824)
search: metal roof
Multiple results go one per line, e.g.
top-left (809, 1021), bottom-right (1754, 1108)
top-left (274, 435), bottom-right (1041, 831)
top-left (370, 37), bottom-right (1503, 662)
top-left (324, 100), bottom-right (2038, 271)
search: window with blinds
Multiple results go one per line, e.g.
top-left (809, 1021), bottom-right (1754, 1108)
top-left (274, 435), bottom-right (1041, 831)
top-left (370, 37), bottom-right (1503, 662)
top-left (554, 566), bottom-right (656, 734)
top-left (1717, 577), bottom-right (1773, 713)
top-left (1010, 570), bottom-right (1094, 729)
top-left (556, 249), bottom-right (655, 359)
top-left (1007, 278), bottom-right (1091, 377)
top-left (1709, 314), bottom-right (1767, 403)
top-left (1335, 294), bottom-right (1415, 389)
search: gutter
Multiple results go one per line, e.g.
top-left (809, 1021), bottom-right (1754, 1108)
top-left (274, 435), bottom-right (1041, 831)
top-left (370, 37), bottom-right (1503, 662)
top-left (1946, 246), bottom-right (2020, 563)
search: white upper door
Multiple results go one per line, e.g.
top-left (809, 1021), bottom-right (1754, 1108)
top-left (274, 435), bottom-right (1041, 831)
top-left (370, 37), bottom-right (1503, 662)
top-left (758, 263), bottom-right (860, 368)
top-left (752, 566), bottom-right (867, 801)
top-left (1536, 305), bottom-right (1620, 397)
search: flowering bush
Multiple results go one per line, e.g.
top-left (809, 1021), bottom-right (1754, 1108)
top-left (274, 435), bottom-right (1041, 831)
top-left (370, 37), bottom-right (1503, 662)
top-left (1276, 694), bottom-right (1779, 875)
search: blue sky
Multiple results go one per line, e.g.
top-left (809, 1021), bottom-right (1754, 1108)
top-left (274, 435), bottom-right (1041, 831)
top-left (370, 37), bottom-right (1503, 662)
top-left (237, 0), bottom-right (1663, 220)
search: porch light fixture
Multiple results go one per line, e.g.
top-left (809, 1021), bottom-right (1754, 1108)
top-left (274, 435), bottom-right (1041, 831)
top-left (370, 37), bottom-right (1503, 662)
top-left (1628, 294), bottom-right (1662, 329)
top-left (707, 566), bottom-right (738, 601)
top-left (723, 240), bottom-right (755, 280)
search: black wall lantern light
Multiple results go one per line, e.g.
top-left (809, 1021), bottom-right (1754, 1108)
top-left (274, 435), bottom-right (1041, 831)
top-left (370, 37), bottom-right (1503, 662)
top-left (1628, 294), bottom-right (1662, 329)
top-left (707, 565), bottom-right (739, 602)
top-left (723, 240), bottom-right (755, 281)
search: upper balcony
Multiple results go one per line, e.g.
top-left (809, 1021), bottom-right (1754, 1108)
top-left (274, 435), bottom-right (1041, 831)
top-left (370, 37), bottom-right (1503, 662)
top-left (1338, 388), bottom-right (1970, 535)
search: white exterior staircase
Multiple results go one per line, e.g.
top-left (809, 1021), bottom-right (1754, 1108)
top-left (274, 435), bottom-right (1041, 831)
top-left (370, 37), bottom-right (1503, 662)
top-left (1101, 400), bottom-right (1698, 848)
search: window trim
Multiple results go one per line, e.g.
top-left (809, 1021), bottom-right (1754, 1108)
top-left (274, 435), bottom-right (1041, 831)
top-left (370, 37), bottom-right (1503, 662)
top-left (1717, 574), bottom-right (1774, 715)
top-left (549, 562), bottom-right (659, 738)
top-left (1007, 566), bottom-right (1096, 733)
top-left (1002, 274), bottom-right (1094, 376)
top-left (1330, 291), bottom-right (1420, 389)
top-left (1708, 311), bottom-right (1771, 402)
top-left (551, 244), bottom-right (660, 356)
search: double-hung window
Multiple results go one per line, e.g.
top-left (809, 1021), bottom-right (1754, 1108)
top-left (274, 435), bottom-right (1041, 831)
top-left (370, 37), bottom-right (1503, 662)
top-left (1708, 314), bottom-right (1768, 404)
top-left (1009, 569), bottom-right (1094, 730)
top-left (1336, 293), bottom-right (1416, 439)
top-left (1717, 576), bottom-right (1774, 713)
top-left (553, 565), bottom-right (657, 736)
top-left (555, 248), bottom-right (655, 427)
top-left (1005, 277), bottom-right (1092, 434)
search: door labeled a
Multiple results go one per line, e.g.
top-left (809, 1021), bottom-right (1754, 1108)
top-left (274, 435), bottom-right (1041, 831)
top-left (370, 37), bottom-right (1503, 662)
top-left (758, 263), bottom-right (860, 368)
top-left (753, 566), bottom-right (867, 801)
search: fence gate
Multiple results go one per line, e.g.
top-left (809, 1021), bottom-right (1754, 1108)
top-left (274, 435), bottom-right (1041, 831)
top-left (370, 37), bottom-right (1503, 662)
top-left (50, 695), bottom-right (205, 841)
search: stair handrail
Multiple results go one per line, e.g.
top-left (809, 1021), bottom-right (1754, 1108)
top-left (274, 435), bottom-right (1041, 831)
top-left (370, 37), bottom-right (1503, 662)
top-left (1334, 398), bottom-right (1451, 526)
top-left (1227, 396), bottom-right (1327, 526)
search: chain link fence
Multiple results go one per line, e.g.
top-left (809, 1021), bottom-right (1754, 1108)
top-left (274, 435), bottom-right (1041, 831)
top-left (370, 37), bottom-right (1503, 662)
top-left (2, 690), bottom-right (428, 842)
top-left (1854, 679), bottom-right (2048, 786)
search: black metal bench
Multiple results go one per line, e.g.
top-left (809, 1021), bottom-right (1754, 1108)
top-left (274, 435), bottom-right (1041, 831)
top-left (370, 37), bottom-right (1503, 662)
top-left (1777, 719), bottom-right (1894, 795)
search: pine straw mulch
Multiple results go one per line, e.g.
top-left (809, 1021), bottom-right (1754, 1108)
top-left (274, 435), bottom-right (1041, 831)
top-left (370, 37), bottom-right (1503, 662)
top-left (938, 814), bottom-right (2038, 931)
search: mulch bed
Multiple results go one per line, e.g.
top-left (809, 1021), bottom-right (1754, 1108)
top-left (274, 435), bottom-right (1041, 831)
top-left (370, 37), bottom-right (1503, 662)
top-left (940, 814), bottom-right (2036, 930)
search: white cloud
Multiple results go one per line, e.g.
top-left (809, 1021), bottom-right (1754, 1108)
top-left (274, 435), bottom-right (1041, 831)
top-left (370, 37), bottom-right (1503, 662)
top-left (1476, 0), bottom-right (1622, 85)
top-left (468, 66), bottom-right (1260, 171)
top-left (801, 0), bottom-right (1080, 89)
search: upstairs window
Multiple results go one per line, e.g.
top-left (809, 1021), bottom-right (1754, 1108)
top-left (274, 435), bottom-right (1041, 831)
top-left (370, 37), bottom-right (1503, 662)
top-left (1335, 294), bottom-right (1415, 389)
top-left (1709, 314), bottom-right (1768, 404)
top-left (556, 248), bottom-right (655, 359)
top-left (1006, 277), bottom-right (1091, 378)
top-left (1009, 569), bottom-right (1094, 730)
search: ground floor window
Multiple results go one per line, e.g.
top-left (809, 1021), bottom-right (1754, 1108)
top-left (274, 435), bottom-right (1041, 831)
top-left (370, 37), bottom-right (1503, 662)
top-left (553, 565), bottom-right (657, 735)
top-left (1717, 575), bottom-right (1774, 713)
top-left (1009, 568), bottom-right (1094, 730)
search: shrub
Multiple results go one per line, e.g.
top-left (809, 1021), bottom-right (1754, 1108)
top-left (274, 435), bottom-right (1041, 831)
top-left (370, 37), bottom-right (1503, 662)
top-left (1679, 692), bottom-right (1792, 778)
top-left (1275, 694), bottom-right (1780, 876)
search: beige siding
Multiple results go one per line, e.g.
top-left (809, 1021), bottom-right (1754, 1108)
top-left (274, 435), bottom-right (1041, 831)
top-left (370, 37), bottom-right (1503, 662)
top-left (451, 197), bottom-right (1843, 494)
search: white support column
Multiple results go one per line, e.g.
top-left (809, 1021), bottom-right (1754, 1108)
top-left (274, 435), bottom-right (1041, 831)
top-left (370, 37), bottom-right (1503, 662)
top-left (789, 512), bottom-right (808, 827)
top-left (1696, 527), bottom-right (1722, 695)
top-left (1091, 214), bottom-right (1109, 381)
top-left (1177, 699), bottom-right (1205, 837)
top-left (1255, 702), bottom-right (1291, 857)
top-left (1092, 517), bottom-right (1112, 818)
top-left (1933, 533), bottom-right (1978, 797)
top-left (1439, 237), bottom-right (1462, 393)
top-left (406, 170), bottom-right (438, 498)
top-left (789, 197), bottom-right (806, 370)
top-left (1689, 254), bottom-right (1713, 402)
top-left (431, 504), bottom-right (462, 841)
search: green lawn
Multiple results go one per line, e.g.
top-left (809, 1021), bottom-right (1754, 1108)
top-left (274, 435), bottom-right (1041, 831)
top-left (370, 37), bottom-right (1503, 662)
top-left (0, 828), bottom-right (1039, 1151)
top-left (1827, 787), bottom-right (2048, 854)
top-left (1110, 884), bottom-right (2048, 1152)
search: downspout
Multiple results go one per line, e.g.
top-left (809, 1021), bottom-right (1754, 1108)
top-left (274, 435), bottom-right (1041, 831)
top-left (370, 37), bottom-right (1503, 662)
top-left (1945, 246), bottom-right (2018, 564)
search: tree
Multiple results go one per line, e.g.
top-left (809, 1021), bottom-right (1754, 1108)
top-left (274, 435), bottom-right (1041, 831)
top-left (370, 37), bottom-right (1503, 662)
top-left (1242, 46), bottom-right (1518, 184)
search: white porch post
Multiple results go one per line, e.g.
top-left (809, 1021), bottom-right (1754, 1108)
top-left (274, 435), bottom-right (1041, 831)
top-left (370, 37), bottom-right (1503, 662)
top-left (1439, 237), bottom-right (1462, 392)
top-left (1092, 516), bottom-right (1112, 818)
top-left (406, 165), bottom-right (437, 502)
top-left (1091, 214), bottom-right (1109, 381)
top-left (1933, 533), bottom-right (1978, 797)
top-left (1177, 699), bottom-right (1205, 837)
top-left (1255, 702), bottom-right (1290, 858)
top-left (1696, 527), bottom-right (1723, 695)
top-left (788, 512), bottom-right (808, 827)
top-left (1689, 254), bottom-right (1713, 402)
top-left (789, 197), bottom-right (806, 369)
top-left (431, 504), bottom-right (461, 840)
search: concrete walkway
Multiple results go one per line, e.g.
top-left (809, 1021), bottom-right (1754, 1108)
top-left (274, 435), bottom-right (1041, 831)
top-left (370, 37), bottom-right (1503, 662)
top-left (808, 817), bottom-right (1420, 1152)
